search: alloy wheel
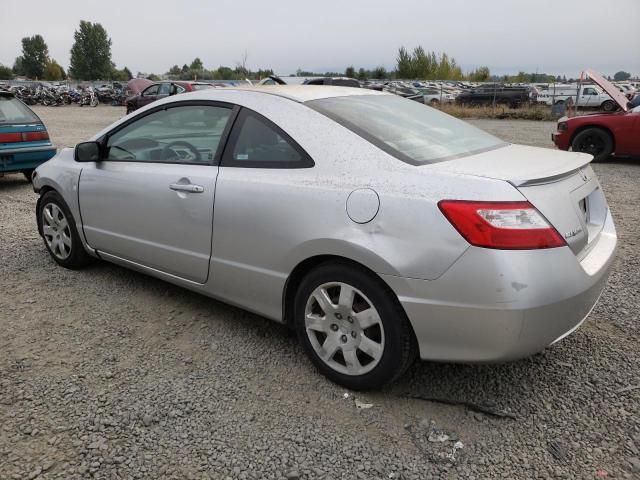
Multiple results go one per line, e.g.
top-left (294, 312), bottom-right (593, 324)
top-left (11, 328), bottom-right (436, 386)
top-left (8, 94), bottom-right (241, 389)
top-left (42, 203), bottom-right (72, 260)
top-left (578, 134), bottom-right (604, 156)
top-left (304, 282), bottom-right (385, 376)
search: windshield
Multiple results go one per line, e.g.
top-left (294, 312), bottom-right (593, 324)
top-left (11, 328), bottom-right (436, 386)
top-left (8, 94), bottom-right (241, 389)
top-left (0, 96), bottom-right (40, 125)
top-left (307, 94), bottom-right (506, 165)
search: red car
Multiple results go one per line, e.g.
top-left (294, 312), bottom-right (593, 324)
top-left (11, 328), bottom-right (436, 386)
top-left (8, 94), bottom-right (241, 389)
top-left (125, 81), bottom-right (215, 114)
top-left (552, 70), bottom-right (640, 162)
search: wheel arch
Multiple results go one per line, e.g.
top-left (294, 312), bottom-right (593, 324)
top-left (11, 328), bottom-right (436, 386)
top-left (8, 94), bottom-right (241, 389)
top-left (281, 254), bottom-right (416, 342)
top-left (35, 184), bottom-right (57, 237)
top-left (569, 124), bottom-right (616, 153)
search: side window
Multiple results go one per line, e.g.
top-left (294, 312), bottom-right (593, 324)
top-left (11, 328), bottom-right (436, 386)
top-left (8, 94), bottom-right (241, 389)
top-left (222, 109), bottom-right (313, 168)
top-left (105, 104), bottom-right (232, 164)
top-left (158, 83), bottom-right (171, 96)
top-left (142, 85), bottom-right (159, 96)
top-left (583, 88), bottom-right (597, 95)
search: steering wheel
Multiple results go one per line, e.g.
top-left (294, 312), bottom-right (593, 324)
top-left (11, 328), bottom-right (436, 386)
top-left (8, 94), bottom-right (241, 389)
top-left (162, 140), bottom-right (201, 162)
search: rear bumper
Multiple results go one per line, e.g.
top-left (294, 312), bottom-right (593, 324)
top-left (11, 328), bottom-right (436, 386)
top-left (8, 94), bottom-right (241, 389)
top-left (0, 145), bottom-right (57, 173)
top-left (383, 211), bottom-right (616, 362)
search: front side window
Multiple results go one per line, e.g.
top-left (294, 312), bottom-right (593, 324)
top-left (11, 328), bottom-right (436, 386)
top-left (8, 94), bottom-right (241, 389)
top-left (106, 104), bottom-right (232, 164)
top-left (142, 85), bottom-right (159, 96)
top-left (308, 94), bottom-right (506, 165)
top-left (222, 109), bottom-right (313, 168)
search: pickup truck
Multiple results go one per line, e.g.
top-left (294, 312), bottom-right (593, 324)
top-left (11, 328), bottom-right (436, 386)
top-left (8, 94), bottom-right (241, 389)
top-left (537, 85), bottom-right (616, 111)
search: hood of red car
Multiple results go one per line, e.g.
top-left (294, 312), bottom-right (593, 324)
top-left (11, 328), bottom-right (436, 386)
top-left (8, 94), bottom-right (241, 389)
top-left (126, 78), bottom-right (153, 96)
top-left (584, 69), bottom-right (630, 112)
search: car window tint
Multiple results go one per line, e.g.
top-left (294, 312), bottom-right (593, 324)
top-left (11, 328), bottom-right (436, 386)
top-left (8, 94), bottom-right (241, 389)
top-left (158, 83), bottom-right (171, 95)
top-left (143, 85), bottom-right (159, 96)
top-left (106, 105), bottom-right (231, 164)
top-left (230, 112), bottom-right (303, 164)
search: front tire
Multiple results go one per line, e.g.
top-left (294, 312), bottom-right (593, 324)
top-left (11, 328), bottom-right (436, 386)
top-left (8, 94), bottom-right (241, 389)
top-left (294, 262), bottom-right (417, 390)
top-left (571, 128), bottom-right (613, 162)
top-left (601, 100), bottom-right (615, 112)
top-left (37, 191), bottom-right (94, 269)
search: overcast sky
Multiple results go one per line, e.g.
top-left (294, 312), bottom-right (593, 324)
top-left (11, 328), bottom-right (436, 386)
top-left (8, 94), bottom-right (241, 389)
top-left (2, 0), bottom-right (639, 78)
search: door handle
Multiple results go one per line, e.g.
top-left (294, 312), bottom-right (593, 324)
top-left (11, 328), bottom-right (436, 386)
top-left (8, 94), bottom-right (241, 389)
top-left (169, 183), bottom-right (204, 193)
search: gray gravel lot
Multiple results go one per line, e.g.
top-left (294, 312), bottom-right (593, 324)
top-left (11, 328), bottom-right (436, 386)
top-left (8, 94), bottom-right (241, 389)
top-left (1, 106), bottom-right (639, 479)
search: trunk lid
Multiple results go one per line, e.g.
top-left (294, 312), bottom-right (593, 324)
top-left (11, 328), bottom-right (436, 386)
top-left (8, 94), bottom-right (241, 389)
top-left (430, 144), bottom-right (608, 257)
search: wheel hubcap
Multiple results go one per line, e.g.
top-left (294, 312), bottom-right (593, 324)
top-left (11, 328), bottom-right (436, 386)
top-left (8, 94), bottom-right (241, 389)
top-left (304, 282), bottom-right (385, 376)
top-left (42, 203), bottom-right (72, 260)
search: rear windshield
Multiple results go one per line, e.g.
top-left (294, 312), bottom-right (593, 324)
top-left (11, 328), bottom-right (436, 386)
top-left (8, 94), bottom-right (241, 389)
top-left (307, 94), bottom-right (506, 164)
top-left (0, 96), bottom-right (40, 125)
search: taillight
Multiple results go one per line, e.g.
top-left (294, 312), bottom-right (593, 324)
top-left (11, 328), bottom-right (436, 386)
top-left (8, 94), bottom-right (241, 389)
top-left (438, 200), bottom-right (566, 250)
top-left (0, 131), bottom-right (49, 143)
top-left (23, 131), bottom-right (50, 141)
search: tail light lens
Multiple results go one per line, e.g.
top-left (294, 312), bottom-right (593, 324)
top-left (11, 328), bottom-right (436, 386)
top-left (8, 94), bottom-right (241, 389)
top-left (23, 131), bottom-right (50, 141)
top-left (0, 131), bottom-right (49, 143)
top-left (438, 200), bottom-right (566, 250)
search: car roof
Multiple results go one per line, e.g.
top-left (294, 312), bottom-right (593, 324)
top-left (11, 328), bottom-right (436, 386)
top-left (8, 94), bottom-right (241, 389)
top-left (228, 85), bottom-right (386, 103)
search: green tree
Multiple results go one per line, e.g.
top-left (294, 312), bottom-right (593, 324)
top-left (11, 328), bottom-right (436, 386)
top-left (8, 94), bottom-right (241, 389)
top-left (168, 65), bottom-right (181, 78)
top-left (111, 65), bottom-right (132, 81)
top-left (357, 67), bottom-right (367, 80)
top-left (146, 73), bottom-right (160, 81)
top-left (69, 21), bottom-right (113, 79)
top-left (412, 46), bottom-right (430, 79)
top-left (468, 66), bottom-right (490, 82)
top-left (43, 60), bottom-right (66, 80)
top-left (396, 46), bottom-right (412, 78)
top-left (20, 35), bottom-right (49, 79)
top-left (12, 57), bottom-right (25, 76)
top-left (190, 58), bottom-right (203, 72)
top-left (0, 64), bottom-right (13, 80)
top-left (613, 71), bottom-right (631, 81)
top-left (372, 66), bottom-right (387, 79)
top-left (345, 65), bottom-right (355, 78)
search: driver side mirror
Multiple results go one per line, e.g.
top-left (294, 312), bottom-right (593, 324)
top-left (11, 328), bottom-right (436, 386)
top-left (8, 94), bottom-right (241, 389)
top-left (74, 141), bottom-right (101, 162)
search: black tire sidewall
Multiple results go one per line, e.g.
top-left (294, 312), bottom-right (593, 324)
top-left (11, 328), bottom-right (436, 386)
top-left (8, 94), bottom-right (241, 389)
top-left (38, 191), bottom-right (92, 269)
top-left (571, 128), bottom-right (613, 162)
top-left (294, 262), bottom-right (414, 390)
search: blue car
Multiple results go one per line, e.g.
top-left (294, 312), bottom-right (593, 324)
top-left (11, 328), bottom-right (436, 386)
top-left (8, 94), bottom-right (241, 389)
top-left (0, 91), bottom-right (56, 181)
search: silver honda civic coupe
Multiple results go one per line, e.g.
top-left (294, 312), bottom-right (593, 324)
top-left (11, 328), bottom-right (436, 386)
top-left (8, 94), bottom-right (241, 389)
top-left (32, 86), bottom-right (616, 390)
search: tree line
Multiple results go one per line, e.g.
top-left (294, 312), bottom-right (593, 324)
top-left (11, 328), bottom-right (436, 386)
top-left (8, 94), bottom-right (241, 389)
top-left (0, 30), bottom-right (634, 84)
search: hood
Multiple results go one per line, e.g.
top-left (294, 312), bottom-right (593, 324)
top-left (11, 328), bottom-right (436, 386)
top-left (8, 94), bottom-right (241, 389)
top-left (584, 69), bottom-right (629, 112)
top-left (126, 78), bottom-right (153, 96)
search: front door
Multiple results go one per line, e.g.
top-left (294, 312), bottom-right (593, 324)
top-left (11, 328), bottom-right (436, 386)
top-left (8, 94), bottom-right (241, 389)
top-left (138, 84), bottom-right (160, 108)
top-left (78, 103), bottom-right (234, 283)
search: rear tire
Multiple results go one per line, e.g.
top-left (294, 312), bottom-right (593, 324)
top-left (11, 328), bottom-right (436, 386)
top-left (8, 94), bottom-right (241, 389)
top-left (294, 261), bottom-right (417, 390)
top-left (571, 128), bottom-right (613, 162)
top-left (37, 190), bottom-right (94, 269)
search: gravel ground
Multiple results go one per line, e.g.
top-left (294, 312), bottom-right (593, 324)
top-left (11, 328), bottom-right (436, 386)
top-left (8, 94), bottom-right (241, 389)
top-left (1, 106), bottom-right (639, 480)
